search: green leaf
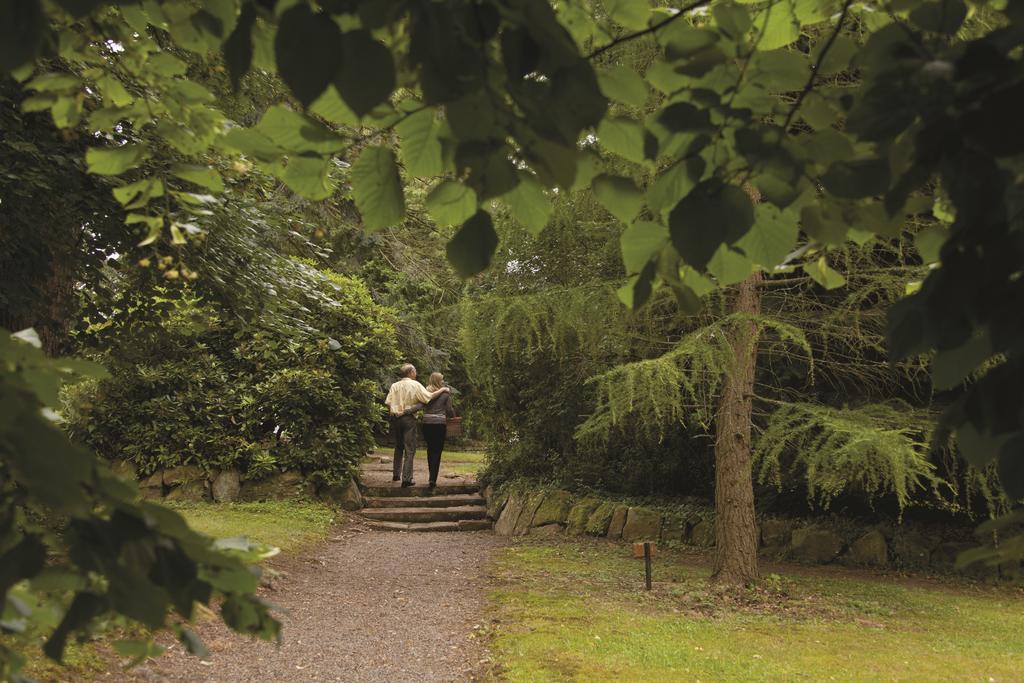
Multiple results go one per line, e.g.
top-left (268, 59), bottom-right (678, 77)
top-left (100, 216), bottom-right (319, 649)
top-left (27, 72), bottom-right (82, 92)
top-left (669, 181), bottom-right (754, 270)
top-left (707, 245), bottom-right (755, 285)
top-left (256, 105), bottom-right (346, 154)
top-left (223, 2), bottom-right (256, 91)
top-left (425, 181), bottom-right (478, 227)
top-left (113, 639), bottom-right (166, 666)
top-left (171, 164), bottom-right (225, 193)
top-left (735, 204), bottom-right (799, 267)
top-left (0, 0), bottom-right (45, 73)
top-left (178, 627), bottom-right (211, 659)
top-left (605, 0), bottom-right (651, 31)
top-left (752, 49), bottom-right (809, 91)
top-left (592, 174), bottom-right (644, 224)
top-left (395, 107), bottom-right (443, 177)
top-left (44, 593), bottom-right (107, 661)
top-left (597, 117), bottom-right (646, 164)
top-left (598, 65), bottom-right (648, 107)
top-left (712, 1), bottom-right (752, 40)
top-left (502, 172), bottom-right (552, 236)
top-left (617, 262), bottom-right (657, 309)
top-left (86, 145), bottom-right (147, 176)
top-left (149, 52), bottom-right (188, 77)
top-left (112, 178), bottom-right (164, 209)
top-left (335, 30), bottom-right (395, 118)
top-left (447, 210), bottom-right (499, 277)
top-left (811, 34), bottom-right (857, 76)
top-left (955, 422), bottom-right (1010, 469)
top-left (656, 102), bottom-right (713, 133)
top-left (621, 220), bottom-right (669, 275)
top-left (282, 155), bottom-right (333, 200)
top-left (803, 256), bottom-right (846, 289)
top-left (914, 226), bottom-right (947, 264)
top-left (351, 146), bottom-right (405, 232)
top-left (274, 4), bottom-right (342, 106)
top-left (909, 0), bottom-right (967, 34)
top-left (752, 1), bottom-right (799, 50)
top-left (821, 158), bottom-right (891, 199)
top-left (310, 86), bottom-right (359, 127)
top-left (647, 155), bottom-right (707, 219)
top-left (932, 329), bottom-right (991, 390)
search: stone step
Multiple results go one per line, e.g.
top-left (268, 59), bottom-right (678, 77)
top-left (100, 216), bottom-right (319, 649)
top-left (360, 505), bottom-right (488, 523)
top-left (364, 519), bottom-right (492, 533)
top-left (364, 494), bottom-right (485, 509)
top-left (360, 484), bottom-right (480, 498)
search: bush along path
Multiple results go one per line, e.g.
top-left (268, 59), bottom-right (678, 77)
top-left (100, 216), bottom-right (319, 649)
top-left (112, 458), bottom-right (503, 683)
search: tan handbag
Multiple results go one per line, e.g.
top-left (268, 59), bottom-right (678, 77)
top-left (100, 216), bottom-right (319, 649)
top-left (446, 416), bottom-right (462, 438)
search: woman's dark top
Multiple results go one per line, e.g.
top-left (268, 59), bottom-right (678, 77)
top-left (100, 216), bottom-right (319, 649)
top-left (422, 390), bottom-right (455, 425)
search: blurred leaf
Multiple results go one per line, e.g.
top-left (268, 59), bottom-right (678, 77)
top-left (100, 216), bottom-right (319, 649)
top-left (425, 181), bottom-right (478, 226)
top-left (351, 146), bottom-right (405, 232)
top-left (593, 174), bottom-right (644, 224)
top-left (502, 172), bottom-right (551, 235)
top-left (446, 210), bottom-right (498, 277)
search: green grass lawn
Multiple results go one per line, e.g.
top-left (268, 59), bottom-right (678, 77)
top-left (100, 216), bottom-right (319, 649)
top-left (440, 449), bottom-right (487, 477)
top-left (487, 538), bottom-right (1024, 682)
top-left (166, 499), bottom-right (338, 553)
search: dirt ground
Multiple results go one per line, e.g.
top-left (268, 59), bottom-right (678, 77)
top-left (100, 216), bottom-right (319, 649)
top-left (100, 520), bottom-right (504, 683)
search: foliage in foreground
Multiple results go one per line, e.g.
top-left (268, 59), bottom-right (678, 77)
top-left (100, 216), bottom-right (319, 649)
top-left (488, 539), bottom-right (1024, 682)
top-left (0, 331), bottom-right (279, 682)
top-left (2, 0), bottom-right (1024, 673)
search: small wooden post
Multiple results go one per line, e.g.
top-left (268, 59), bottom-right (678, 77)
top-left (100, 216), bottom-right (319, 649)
top-left (643, 542), bottom-right (652, 591)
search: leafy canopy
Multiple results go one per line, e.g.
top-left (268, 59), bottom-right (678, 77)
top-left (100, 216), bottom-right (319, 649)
top-left (3, 0), bottom-right (1024, 669)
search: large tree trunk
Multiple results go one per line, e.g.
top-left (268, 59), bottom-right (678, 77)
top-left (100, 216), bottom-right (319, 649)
top-left (710, 271), bottom-right (762, 585)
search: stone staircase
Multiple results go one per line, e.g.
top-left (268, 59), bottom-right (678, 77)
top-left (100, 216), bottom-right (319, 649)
top-left (358, 482), bottom-right (492, 532)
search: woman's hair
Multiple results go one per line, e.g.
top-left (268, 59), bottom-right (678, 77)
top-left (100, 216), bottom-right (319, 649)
top-left (427, 372), bottom-right (445, 392)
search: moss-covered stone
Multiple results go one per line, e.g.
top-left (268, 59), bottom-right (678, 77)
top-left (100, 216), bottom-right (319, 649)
top-left (585, 501), bottom-right (617, 536)
top-left (164, 479), bottom-right (208, 502)
top-left (494, 495), bottom-right (526, 536)
top-left (163, 464), bottom-right (204, 485)
top-left (531, 490), bottom-right (573, 527)
top-left (621, 507), bottom-right (662, 542)
top-left (789, 527), bottom-right (844, 564)
top-left (566, 498), bottom-right (602, 535)
top-left (606, 505), bottom-right (629, 539)
top-left (660, 514), bottom-right (688, 544)
top-left (484, 486), bottom-right (509, 520)
top-left (844, 529), bottom-right (888, 567)
top-left (514, 493), bottom-right (546, 535)
top-left (319, 478), bottom-right (362, 511)
top-left (238, 471), bottom-right (309, 501)
top-left (760, 519), bottom-right (792, 548)
top-left (211, 469), bottom-right (241, 503)
top-left (689, 519), bottom-right (715, 547)
top-left (892, 530), bottom-right (935, 569)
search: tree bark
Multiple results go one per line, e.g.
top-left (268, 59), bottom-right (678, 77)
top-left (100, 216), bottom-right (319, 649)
top-left (710, 271), bottom-right (762, 585)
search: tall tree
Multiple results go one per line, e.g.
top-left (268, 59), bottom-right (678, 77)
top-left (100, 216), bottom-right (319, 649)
top-left (712, 272), bottom-right (762, 584)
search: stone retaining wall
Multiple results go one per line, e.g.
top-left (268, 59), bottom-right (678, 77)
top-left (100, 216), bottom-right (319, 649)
top-left (127, 463), bottom-right (362, 509)
top-left (484, 487), bottom-right (1006, 576)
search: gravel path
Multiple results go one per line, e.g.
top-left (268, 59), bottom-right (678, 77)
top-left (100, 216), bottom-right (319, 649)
top-left (114, 521), bottom-right (504, 683)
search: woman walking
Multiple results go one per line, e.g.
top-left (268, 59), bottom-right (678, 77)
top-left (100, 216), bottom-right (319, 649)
top-left (421, 372), bottom-right (456, 489)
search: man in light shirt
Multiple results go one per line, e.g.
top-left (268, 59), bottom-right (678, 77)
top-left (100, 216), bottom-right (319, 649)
top-left (384, 363), bottom-right (450, 486)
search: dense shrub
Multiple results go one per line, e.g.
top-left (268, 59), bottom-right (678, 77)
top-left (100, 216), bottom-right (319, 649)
top-left (66, 269), bottom-right (397, 485)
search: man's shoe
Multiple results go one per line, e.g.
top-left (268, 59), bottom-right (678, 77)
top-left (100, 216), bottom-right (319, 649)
top-left (401, 480), bottom-right (415, 487)
top-left (392, 477), bottom-right (401, 482)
